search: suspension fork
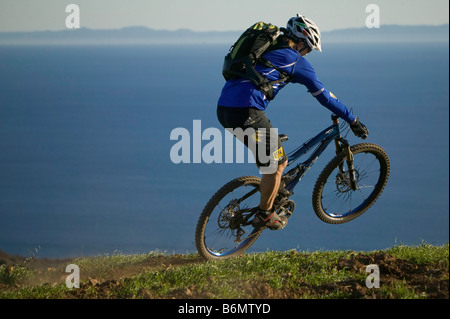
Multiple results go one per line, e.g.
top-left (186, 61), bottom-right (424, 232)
top-left (335, 137), bottom-right (358, 191)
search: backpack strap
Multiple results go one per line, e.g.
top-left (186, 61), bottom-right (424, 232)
top-left (258, 57), bottom-right (293, 81)
top-left (256, 57), bottom-right (293, 100)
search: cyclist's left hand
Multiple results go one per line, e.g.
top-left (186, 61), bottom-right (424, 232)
top-left (350, 118), bottom-right (369, 139)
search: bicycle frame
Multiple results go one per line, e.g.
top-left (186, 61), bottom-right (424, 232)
top-left (235, 116), bottom-right (355, 226)
top-left (283, 115), bottom-right (351, 194)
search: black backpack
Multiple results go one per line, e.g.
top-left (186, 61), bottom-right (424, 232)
top-left (222, 22), bottom-right (292, 101)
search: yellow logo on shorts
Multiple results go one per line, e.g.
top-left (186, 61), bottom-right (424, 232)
top-left (330, 92), bottom-right (337, 99)
top-left (252, 131), bottom-right (262, 143)
top-left (273, 147), bottom-right (285, 161)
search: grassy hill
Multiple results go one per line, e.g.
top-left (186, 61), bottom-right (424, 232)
top-left (0, 243), bottom-right (448, 299)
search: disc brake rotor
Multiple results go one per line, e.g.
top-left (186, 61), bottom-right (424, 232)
top-left (335, 170), bottom-right (360, 193)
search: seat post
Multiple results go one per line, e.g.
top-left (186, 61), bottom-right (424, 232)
top-left (279, 134), bottom-right (289, 142)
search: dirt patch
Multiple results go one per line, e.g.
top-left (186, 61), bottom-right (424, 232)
top-left (1, 250), bottom-right (448, 299)
top-left (1, 250), bottom-right (203, 293)
top-left (333, 252), bottom-right (448, 299)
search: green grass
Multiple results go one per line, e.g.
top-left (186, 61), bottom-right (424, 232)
top-left (0, 243), bottom-right (448, 299)
top-left (387, 242), bottom-right (449, 266)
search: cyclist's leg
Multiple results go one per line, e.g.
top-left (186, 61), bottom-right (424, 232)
top-left (247, 109), bottom-right (288, 230)
top-left (253, 160), bottom-right (288, 230)
top-left (217, 106), bottom-right (288, 230)
top-left (246, 108), bottom-right (288, 211)
top-left (259, 160), bottom-right (288, 211)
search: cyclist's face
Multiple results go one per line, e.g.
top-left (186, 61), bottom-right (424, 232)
top-left (298, 42), bottom-right (312, 56)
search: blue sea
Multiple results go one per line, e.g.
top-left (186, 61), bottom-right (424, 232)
top-left (0, 43), bottom-right (448, 258)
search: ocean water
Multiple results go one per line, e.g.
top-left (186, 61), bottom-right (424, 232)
top-left (0, 43), bottom-right (448, 258)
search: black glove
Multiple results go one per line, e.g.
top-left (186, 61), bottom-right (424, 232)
top-left (350, 118), bottom-right (369, 139)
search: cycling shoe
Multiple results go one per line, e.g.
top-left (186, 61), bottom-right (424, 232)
top-left (252, 210), bottom-right (287, 231)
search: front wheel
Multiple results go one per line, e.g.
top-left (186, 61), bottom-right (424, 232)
top-left (312, 143), bottom-right (390, 224)
top-left (195, 176), bottom-right (263, 260)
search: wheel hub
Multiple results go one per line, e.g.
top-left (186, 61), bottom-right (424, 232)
top-left (218, 200), bottom-right (243, 230)
top-left (335, 170), bottom-right (360, 193)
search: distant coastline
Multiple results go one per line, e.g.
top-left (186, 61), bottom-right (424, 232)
top-left (0, 24), bottom-right (448, 45)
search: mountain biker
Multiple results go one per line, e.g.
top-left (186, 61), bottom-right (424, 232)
top-left (216, 14), bottom-right (369, 231)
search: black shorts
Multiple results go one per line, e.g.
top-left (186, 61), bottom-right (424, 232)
top-left (217, 106), bottom-right (287, 171)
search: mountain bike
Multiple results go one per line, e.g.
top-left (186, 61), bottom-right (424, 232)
top-left (195, 115), bottom-right (390, 260)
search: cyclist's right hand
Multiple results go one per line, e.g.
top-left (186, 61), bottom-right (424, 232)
top-left (350, 118), bottom-right (369, 139)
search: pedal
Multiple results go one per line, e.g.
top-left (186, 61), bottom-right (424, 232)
top-left (280, 216), bottom-right (288, 229)
top-left (276, 200), bottom-right (295, 220)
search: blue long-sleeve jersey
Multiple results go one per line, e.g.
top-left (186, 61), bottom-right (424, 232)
top-left (217, 46), bottom-right (356, 124)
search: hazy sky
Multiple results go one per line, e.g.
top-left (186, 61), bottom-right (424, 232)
top-left (0, 0), bottom-right (448, 32)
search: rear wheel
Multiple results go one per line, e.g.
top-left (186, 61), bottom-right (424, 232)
top-left (312, 143), bottom-right (390, 224)
top-left (195, 176), bottom-right (263, 260)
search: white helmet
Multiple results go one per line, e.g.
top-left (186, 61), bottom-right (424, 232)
top-left (283, 14), bottom-right (322, 52)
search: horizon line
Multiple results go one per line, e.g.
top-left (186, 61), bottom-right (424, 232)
top-left (0, 23), bottom-right (448, 34)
